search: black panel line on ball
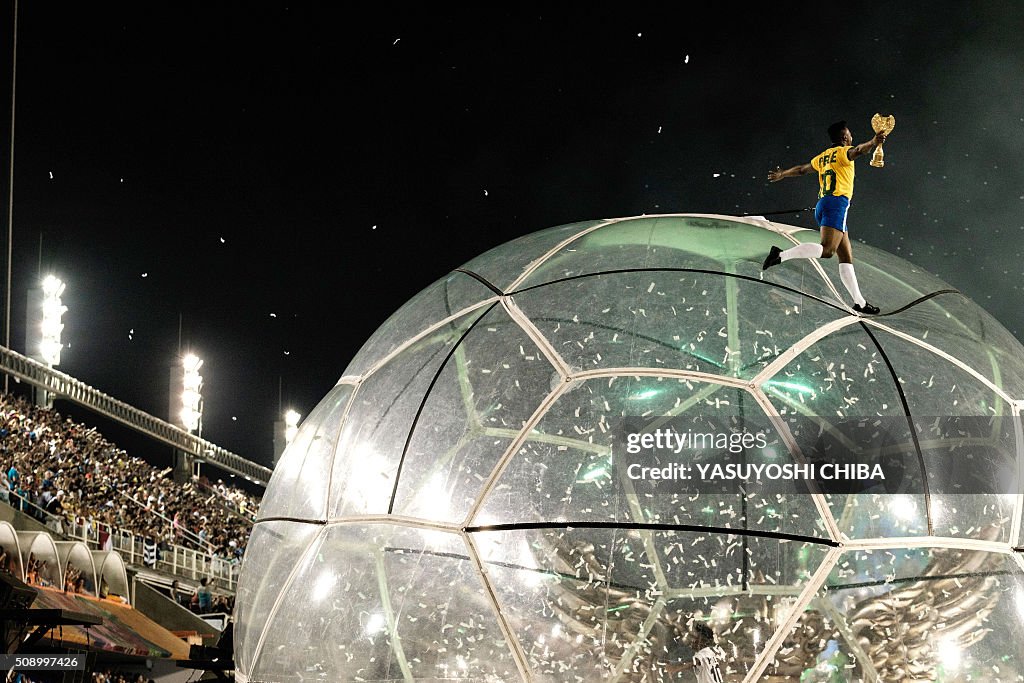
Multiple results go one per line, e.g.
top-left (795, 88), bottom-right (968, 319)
top-left (382, 546), bottom-right (650, 594)
top-left (465, 521), bottom-right (840, 547)
top-left (511, 267), bottom-right (961, 323)
top-left (859, 321), bottom-right (933, 536)
top-left (734, 288), bottom-right (963, 373)
top-left (875, 289), bottom-right (961, 318)
top-left (740, 207), bottom-right (816, 217)
top-left (387, 301), bottom-right (500, 515)
top-left (827, 569), bottom-right (1013, 592)
top-left (510, 268), bottom-right (851, 315)
top-left (454, 268), bottom-right (505, 296)
top-left (371, 337), bottom-right (452, 446)
top-left (255, 516), bottom-right (329, 526)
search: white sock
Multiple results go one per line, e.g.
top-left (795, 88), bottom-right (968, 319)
top-left (780, 243), bottom-right (824, 261)
top-left (839, 263), bottom-right (867, 307)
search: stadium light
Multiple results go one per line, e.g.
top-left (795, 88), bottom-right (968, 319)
top-left (284, 409), bottom-right (301, 445)
top-left (39, 275), bottom-right (67, 367)
top-left (180, 352), bottom-right (204, 434)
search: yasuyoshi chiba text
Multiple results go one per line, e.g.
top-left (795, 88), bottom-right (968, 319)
top-left (626, 462), bottom-right (885, 482)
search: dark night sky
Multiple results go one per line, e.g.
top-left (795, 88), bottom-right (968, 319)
top-left (2, 3), bottom-right (1023, 472)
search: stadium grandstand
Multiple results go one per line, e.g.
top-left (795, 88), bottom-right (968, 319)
top-left (1, 346), bottom-right (265, 681)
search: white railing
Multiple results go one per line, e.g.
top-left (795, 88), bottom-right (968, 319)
top-left (116, 488), bottom-right (211, 551)
top-left (64, 517), bottom-right (239, 590)
top-left (7, 496), bottom-right (239, 590)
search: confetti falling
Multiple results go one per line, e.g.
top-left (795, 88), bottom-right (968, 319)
top-left (12, 18), bottom-right (1024, 675)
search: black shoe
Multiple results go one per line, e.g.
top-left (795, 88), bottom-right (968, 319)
top-left (853, 302), bottom-right (881, 315)
top-left (762, 246), bottom-right (783, 270)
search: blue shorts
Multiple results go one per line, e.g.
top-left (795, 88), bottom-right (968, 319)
top-left (815, 195), bottom-right (850, 233)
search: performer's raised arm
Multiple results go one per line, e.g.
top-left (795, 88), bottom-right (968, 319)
top-left (767, 162), bottom-right (813, 182)
top-left (847, 129), bottom-right (887, 160)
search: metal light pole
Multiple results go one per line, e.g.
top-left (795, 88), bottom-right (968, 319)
top-left (4, 0), bottom-right (19, 393)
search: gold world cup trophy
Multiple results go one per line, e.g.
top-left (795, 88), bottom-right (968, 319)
top-left (870, 113), bottom-right (895, 168)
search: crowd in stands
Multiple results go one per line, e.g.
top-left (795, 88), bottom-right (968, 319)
top-left (90, 672), bottom-right (155, 683)
top-left (200, 477), bottom-right (257, 521)
top-left (0, 393), bottom-right (261, 562)
top-left (10, 671), bottom-right (156, 683)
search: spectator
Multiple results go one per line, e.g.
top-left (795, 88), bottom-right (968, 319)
top-left (196, 577), bottom-right (213, 613)
top-left (39, 486), bottom-right (55, 511)
top-left (0, 470), bottom-right (9, 503)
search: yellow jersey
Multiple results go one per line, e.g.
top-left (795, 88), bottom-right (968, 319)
top-left (810, 145), bottom-right (855, 199)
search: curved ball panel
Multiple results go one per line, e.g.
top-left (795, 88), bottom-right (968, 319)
top-left (476, 378), bottom-right (827, 539)
top-left (257, 383), bottom-right (352, 521)
top-left (390, 305), bottom-right (555, 522)
top-left (342, 272), bottom-right (496, 378)
top-left (515, 217), bottom-right (841, 307)
top-left (459, 219), bottom-right (605, 292)
top-left (875, 292), bottom-right (1024, 400)
top-left (516, 270), bottom-right (847, 379)
top-left (234, 521), bottom-right (323, 678)
top-left (247, 524), bottom-right (520, 683)
top-left (474, 526), bottom-right (832, 681)
top-left (328, 308), bottom-right (488, 517)
top-left (804, 547), bottom-right (1024, 681)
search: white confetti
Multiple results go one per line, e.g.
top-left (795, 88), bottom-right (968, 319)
top-left (48, 171), bottom-right (53, 179)
top-left (684, 55), bottom-right (689, 63)
top-left (220, 237), bottom-right (226, 243)
top-left (141, 273), bottom-right (148, 278)
top-left (270, 313), bottom-right (277, 318)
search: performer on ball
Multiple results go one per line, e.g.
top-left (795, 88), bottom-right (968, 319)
top-left (762, 120), bottom-right (888, 315)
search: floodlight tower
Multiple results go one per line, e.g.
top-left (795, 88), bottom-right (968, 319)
top-left (169, 352), bottom-right (203, 483)
top-left (25, 274), bottom-right (67, 407)
top-left (180, 353), bottom-right (204, 436)
top-left (273, 408), bottom-right (301, 467)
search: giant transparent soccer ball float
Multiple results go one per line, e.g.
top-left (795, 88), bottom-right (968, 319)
top-left (235, 215), bottom-right (1024, 682)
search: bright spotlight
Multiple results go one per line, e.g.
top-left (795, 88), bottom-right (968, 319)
top-left (284, 409), bottom-right (301, 445)
top-left (39, 275), bottom-right (67, 366)
top-left (180, 353), bottom-right (204, 433)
